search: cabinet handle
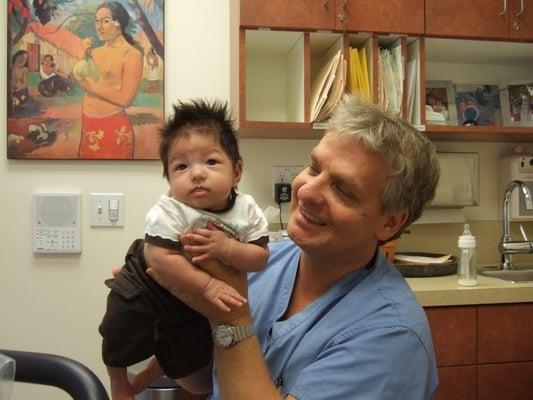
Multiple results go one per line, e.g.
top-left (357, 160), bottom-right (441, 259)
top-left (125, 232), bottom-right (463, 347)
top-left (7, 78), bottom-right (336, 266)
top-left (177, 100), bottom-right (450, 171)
top-left (338, 12), bottom-right (347, 22)
top-left (323, 0), bottom-right (329, 9)
top-left (342, 0), bottom-right (348, 10)
top-left (499, 0), bottom-right (508, 16)
top-left (516, 0), bottom-right (524, 17)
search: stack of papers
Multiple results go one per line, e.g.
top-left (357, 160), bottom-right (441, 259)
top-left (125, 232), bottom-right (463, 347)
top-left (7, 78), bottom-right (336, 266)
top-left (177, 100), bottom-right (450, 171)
top-left (348, 47), bottom-right (370, 100)
top-left (310, 49), bottom-right (346, 122)
top-left (378, 47), bottom-right (403, 115)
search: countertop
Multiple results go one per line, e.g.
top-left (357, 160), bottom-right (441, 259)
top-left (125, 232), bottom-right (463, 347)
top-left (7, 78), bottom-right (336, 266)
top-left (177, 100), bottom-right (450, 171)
top-left (406, 273), bottom-right (533, 307)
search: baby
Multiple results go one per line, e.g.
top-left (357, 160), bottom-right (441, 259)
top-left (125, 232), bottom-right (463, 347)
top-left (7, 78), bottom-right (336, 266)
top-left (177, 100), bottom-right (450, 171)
top-left (99, 99), bottom-right (270, 400)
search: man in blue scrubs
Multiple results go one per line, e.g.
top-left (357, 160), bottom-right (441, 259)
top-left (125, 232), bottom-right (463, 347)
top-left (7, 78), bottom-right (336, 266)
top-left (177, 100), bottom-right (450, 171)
top-left (150, 94), bottom-right (440, 399)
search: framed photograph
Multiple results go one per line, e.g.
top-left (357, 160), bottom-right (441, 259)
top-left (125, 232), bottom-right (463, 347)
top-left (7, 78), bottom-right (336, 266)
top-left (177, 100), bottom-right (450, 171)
top-left (7, 0), bottom-right (164, 160)
top-left (454, 84), bottom-right (502, 126)
top-left (498, 78), bottom-right (533, 127)
top-left (425, 80), bottom-right (458, 125)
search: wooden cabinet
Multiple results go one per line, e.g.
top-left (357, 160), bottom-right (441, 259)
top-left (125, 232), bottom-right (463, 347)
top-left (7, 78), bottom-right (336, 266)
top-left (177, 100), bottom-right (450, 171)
top-left (425, 303), bottom-right (533, 400)
top-left (338, 0), bottom-right (424, 35)
top-left (478, 362), bottom-right (533, 400)
top-left (237, 0), bottom-right (533, 141)
top-left (436, 366), bottom-right (477, 400)
top-left (425, 306), bottom-right (476, 367)
top-left (240, 0), bottom-right (335, 31)
top-left (477, 303), bottom-right (533, 364)
top-left (510, 0), bottom-right (533, 41)
top-left (426, 0), bottom-right (533, 41)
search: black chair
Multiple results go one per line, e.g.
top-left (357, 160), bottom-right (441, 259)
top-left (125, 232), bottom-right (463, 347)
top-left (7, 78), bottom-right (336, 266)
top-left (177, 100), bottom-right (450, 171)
top-left (0, 349), bottom-right (109, 400)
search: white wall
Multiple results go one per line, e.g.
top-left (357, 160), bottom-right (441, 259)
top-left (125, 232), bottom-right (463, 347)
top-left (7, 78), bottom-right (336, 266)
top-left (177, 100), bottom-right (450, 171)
top-left (4, 2), bottom-right (533, 399)
top-left (1, 2), bottom-right (232, 398)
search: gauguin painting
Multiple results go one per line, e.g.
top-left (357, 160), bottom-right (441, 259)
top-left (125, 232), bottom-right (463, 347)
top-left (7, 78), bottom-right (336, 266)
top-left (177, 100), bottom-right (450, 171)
top-left (7, 0), bottom-right (164, 160)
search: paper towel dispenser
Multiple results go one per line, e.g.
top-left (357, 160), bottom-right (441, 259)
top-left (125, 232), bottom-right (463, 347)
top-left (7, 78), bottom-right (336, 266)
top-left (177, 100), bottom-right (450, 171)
top-left (430, 152), bottom-right (479, 208)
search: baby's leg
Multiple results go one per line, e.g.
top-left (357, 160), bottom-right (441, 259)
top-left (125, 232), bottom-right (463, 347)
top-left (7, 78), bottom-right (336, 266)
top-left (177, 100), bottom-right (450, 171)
top-left (176, 361), bottom-right (213, 395)
top-left (108, 366), bottom-right (135, 400)
top-left (129, 357), bottom-right (165, 394)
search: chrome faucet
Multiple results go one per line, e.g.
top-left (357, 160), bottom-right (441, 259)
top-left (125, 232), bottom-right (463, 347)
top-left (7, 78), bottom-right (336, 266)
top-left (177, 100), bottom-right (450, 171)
top-left (500, 180), bottom-right (533, 270)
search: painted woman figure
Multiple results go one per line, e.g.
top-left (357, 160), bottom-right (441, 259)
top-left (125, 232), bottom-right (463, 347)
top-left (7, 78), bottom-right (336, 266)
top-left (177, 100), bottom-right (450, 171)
top-left (11, 49), bottom-right (40, 118)
top-left (38, 54), bottom-right (73, 97)
top-left (146, 46), bottom-right (159, 90)
top-left (73, 1), bottom-right (143, 159)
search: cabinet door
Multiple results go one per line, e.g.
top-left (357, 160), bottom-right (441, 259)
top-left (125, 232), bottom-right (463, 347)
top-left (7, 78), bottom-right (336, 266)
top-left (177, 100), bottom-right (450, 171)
top-left (477, 303), bottom-right (533, 364)
top-left (510, 0), bottom-right (533, 40)
top-left (240, 0), bottom-right (335, 30)
top-left (425, 0), bottom-right (510, 40)
top-left (434, 366), bottom-right (476, 400)
top-left (478, 362), bottom-right (533, 400)
top-left (425, 306), bottom-right (477, 367)
top-left (337, 0), bottom-right (424, 34)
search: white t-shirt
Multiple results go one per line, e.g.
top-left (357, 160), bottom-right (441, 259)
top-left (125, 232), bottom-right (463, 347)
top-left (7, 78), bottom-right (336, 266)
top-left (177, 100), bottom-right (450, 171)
top-left (144, 191), bottom-right (269, 245)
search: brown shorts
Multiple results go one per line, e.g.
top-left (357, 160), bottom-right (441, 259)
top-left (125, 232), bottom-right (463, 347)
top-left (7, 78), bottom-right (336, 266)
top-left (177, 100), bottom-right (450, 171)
top-left (98, 239), bottom-right (212, 379)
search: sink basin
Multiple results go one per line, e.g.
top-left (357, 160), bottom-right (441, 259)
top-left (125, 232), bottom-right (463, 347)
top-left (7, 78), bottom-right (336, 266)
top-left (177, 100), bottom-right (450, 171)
top-left (480, 268), bottom-right (533, 283)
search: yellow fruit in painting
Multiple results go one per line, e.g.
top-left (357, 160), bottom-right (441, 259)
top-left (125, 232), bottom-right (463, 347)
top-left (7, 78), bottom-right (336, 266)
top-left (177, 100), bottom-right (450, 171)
top-left (72, 54), bottom-right (100, 83)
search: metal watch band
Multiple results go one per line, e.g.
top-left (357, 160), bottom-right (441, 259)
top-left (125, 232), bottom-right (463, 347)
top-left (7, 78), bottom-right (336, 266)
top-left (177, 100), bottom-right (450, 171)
top-left (232, 322), bottom-right (255, 342)
top-left (213, 322), bottom-right (255, 348)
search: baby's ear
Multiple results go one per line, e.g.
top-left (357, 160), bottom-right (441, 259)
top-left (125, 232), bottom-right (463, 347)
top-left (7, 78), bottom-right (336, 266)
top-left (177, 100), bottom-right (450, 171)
top-left (233, 160), bottom-right (243, 186)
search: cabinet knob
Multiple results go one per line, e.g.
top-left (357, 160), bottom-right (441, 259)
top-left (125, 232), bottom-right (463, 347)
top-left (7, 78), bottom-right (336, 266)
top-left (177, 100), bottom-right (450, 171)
top-left (338, 12), bottom-right (347, 22)
top-left (513, 21), bottom-right (521, 31)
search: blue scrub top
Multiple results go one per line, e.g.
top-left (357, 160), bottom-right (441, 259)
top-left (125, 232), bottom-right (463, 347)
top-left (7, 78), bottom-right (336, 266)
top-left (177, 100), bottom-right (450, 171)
top-left (210, 240), bottom-right (438, 399)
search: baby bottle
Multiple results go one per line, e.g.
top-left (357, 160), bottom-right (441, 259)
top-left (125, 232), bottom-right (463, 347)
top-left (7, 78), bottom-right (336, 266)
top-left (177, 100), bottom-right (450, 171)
top-left (457, 223), bottom-right (477, 286)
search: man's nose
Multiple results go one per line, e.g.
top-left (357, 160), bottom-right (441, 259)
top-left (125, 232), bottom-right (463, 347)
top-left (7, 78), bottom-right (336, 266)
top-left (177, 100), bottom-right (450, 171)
top-left (297, 175), bottom-right (326, 205)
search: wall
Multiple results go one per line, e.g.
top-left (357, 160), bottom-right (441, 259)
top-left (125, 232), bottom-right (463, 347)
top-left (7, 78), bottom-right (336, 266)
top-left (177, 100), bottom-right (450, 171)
top-left (3, 2), bottom-right (533, 399)
top-left (1, 2), bottom-right (231, 399)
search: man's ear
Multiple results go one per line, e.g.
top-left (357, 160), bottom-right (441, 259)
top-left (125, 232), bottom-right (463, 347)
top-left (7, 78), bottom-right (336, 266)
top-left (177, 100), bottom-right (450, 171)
top-left (233, 160), bottom-right (243, 187)
top-left (377, 209), bottom-right (409, 242)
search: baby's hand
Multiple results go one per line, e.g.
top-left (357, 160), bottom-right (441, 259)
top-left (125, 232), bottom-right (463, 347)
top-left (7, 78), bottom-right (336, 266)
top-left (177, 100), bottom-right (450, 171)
top-left (181, 222), bottom-right (232, 263)
top-left (202, 277), bottom-right (246, 312)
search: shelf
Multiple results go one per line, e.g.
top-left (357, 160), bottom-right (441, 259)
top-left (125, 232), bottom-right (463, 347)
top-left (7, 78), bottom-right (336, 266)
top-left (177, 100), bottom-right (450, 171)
top-left (238, 121), bottom-right (324, 139)
top-left (238, 121), bottom-right (533, 142)
top-left (425, 124), bottom-right (533, 142)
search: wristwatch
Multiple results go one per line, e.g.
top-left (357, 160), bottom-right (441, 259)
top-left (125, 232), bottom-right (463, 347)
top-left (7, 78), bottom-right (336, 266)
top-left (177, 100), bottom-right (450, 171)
top-left (212, 322), bottom-right (255, 349)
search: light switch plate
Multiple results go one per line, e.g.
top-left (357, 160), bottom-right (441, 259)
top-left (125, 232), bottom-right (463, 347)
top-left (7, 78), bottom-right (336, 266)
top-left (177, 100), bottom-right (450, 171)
top-left (90, 193), bottom-right (124, 227)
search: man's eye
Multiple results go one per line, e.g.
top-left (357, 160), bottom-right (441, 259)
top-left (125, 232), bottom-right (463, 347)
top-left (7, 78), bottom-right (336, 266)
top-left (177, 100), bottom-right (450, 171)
top-left (307, 165), bottom-right (319, 176)
top-left (334, 184), bottom-right (354, 199)
top-left (175, 164), bottom-right (187, 171)
top-left (206, 159), bottom-right (218, 166)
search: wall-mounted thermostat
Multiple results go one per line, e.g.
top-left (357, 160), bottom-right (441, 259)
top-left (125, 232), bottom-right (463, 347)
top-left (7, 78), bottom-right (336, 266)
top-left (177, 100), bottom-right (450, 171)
top-left (33, 192), bottom-right (81, 254)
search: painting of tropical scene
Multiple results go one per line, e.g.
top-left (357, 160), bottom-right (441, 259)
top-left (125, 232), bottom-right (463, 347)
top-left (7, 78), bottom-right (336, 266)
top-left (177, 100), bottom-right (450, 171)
top-left (7, 0), bottom-right (164, 159)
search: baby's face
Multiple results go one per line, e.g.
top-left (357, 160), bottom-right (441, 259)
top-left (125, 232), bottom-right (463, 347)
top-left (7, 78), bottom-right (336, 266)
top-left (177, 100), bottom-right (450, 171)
top-left (167, 132), bottom-right (241, 211)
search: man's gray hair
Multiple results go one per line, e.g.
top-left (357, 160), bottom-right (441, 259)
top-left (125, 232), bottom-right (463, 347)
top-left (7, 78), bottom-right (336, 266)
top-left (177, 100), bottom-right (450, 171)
top-left (328, 94), bottom-right (440, 239)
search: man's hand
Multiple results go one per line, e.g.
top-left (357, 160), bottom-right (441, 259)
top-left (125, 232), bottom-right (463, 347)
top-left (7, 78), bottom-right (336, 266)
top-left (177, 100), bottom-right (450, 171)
top-left (180, 222), bottom-right (232, 264)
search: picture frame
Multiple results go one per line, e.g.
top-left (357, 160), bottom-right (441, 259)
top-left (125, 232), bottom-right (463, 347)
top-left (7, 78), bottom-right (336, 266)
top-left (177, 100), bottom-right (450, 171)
top-left (454, 84), bottom-right (502, 126)
top-left (7, 0), bottom-right (164, 160)
top-left (498, 78), bottom-right (533, 127)
top-left (425, 80), bottom-right (458, 125)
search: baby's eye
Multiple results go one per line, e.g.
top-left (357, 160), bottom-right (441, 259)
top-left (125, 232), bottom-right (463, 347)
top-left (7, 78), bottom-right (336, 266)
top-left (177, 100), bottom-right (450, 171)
top-left (175, 163), bottom-right (187, 171)
top-left (206, 159), bottom-right (218, 166)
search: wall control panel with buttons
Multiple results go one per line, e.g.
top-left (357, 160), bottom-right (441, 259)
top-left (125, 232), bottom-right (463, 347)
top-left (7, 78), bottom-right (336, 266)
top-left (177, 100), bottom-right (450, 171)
top-left (33, 192), bottom-right (81, 254)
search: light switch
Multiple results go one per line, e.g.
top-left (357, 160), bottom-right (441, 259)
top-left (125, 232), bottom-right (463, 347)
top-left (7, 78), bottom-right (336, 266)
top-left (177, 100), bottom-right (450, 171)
top-left (90, 193), bottom-right (124, 227)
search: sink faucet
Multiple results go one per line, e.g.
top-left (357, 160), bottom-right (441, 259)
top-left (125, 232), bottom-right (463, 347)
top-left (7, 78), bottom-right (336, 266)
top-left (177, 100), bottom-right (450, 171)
top-left (500, 180), bottom-right (533, 270)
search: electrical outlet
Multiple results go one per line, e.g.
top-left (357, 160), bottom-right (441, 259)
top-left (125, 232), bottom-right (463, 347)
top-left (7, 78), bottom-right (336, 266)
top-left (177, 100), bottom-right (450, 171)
top-left (272, 165), bottom-right (303, 202)
top-left (272, 165), bottom-right (304, 185)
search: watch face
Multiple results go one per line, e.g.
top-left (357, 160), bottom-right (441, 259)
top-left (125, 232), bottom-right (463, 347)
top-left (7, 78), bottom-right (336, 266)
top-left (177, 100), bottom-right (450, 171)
top-left (215, 325), bottom-right (234, 348)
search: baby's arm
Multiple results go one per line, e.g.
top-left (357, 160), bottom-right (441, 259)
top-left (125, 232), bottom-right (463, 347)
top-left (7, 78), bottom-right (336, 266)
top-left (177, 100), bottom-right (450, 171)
top-left (144, 242), bottom-right (246, 312)
top-left (180, 224), bottom-right (269, 272)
